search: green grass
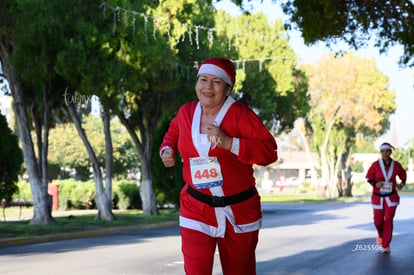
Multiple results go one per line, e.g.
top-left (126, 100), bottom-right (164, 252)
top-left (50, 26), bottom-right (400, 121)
top-left (0, 209), bottom-right (179, 240)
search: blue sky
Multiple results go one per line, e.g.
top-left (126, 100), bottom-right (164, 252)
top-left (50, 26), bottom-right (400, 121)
top-left (214, 0), bottom-right (414, 148)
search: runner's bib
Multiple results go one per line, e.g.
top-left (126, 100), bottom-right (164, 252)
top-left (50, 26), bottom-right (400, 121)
top-left (190, 157), bottom-right (223, 189)
top-left (379, 159), bottom-right (394, 195)
top-left (380, 181), bottom-right (393, 195)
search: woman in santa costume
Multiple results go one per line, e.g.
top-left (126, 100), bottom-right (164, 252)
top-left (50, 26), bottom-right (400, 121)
top-left (160, 57), bottom-right (278, 274)
top-left (366, 142), bottom-right (407, 254)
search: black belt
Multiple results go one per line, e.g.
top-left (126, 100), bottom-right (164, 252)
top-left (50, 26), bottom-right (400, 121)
top-left (187, 185), bottom-right (255, 207)
top-left (373, 190), bottom-right (396, 197)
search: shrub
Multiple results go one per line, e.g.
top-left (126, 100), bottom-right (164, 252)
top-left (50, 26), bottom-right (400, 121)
top-left (15, 181), bottom-right (32, 201)
top-left (51, 179), bottom-right (95, 210)
top-left (0, 113), bottom-right (23, 202)
top-left (113, 180), bottom-right (141, 210)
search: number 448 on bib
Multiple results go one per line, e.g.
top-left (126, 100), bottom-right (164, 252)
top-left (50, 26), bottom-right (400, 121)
top-left (194, 168), bottom-right (218, 180)
top-left (190, 157), bottom-right (223, 189)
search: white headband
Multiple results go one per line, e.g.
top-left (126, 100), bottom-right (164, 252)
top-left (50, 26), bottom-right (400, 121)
top-left (197, 64), bottom-right (233, 86)
top-left (380, 144), bottom-right (393, 151)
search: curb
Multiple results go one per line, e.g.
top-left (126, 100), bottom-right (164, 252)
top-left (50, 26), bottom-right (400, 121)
top-left (0, 220), bottom-right (179, 249)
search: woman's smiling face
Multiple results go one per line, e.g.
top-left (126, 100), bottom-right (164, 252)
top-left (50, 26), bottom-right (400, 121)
top-left (195, 73), bottom-right (231, 110)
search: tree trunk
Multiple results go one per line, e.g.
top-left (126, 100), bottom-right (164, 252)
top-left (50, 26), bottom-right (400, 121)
top-left (140, 155), bottom-right (158, 215)
top-left (0, 39), bottom-right (53, 225)
top-left (99, 110), bottom-right (115, 219)
top-left (31, 86), bottom-right (53, 215)
top-left (319, 149), bottom-right (329, 198)
top-left (319, 131), bottom-right (332, 198)
top-left (318, 107), bottom-right (339, 199)
top-left (67, 102), bottom-right (114, 221)
top-left (337, 177), bottom-right (344, 197)
top-left (42, 86), bottom-right (51, 199)
top-left (327, 145), bottom-right (336, 198)
top-left (40, 85), bottom-right (53, 219)
top-left (331, 141), bottom-right (345, 198)
top-left (343, 146), bottom-right (354, 197)
top-left (118, 113), bottom-right (158, 215)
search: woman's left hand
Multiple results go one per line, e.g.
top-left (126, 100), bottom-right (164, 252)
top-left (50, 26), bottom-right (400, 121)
top-left (206, 123), bottom-right (232, 150)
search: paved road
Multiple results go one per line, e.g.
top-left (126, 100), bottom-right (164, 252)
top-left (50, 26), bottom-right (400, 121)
top-left (1, 196), bottom-right (414, 275)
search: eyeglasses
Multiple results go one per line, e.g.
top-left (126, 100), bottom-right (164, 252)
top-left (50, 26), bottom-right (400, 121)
top-left (380, 150), bottom-right (391, 153)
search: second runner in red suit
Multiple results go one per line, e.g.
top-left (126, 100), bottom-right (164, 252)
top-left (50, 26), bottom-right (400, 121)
top-left (366, 142), bottom-right (407, 254)
top-left (160, 57), bottom-right (278, 275)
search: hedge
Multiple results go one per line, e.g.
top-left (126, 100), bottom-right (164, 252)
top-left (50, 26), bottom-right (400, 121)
top-left (14, 179), bottom-right (142, 210)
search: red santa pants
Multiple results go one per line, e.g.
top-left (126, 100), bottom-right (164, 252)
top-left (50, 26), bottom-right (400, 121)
top-left (373, 203), bottom-right (397, 249)
top-left (181, 222), bottom-right (258, 275)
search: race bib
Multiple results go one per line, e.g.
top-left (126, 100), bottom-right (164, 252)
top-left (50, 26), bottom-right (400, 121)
top-left (380, 182), bottom-right (393, 194)
top-left (190, 157), bottom-right (223, 189)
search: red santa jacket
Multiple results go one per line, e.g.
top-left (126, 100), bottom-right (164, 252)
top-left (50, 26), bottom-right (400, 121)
top-left (366, 158), bottom-right (407, 209)
top-left (160, 97), bottom-right (278, 237)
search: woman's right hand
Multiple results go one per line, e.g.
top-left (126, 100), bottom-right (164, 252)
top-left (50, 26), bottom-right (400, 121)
top-left (161, 149), bottom-right (176, 167)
